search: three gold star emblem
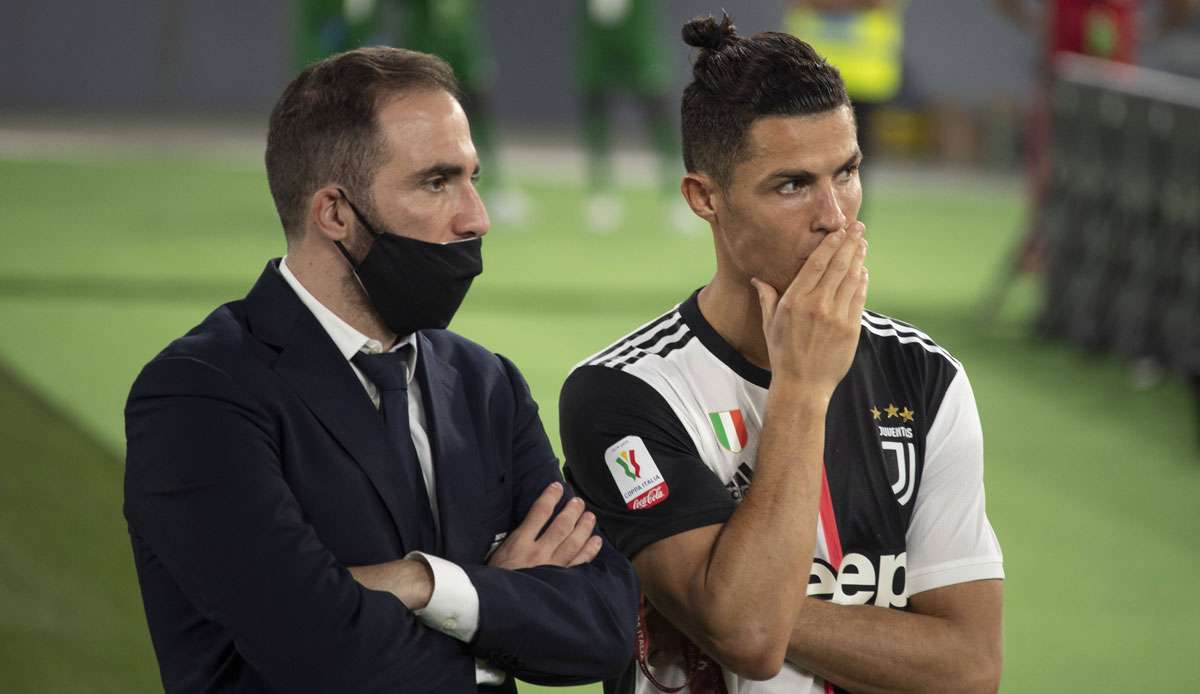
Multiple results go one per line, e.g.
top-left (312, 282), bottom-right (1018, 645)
top-left (871, 403), bottom-right (917, 422)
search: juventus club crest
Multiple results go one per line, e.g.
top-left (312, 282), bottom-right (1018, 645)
top-left (872, 403), bottom-right (918, 506)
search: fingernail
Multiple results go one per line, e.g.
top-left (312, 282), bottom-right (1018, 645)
top-left (584, 512), bottom-right (595, 522)
top-left (551, 482), bottom-right (562, 490)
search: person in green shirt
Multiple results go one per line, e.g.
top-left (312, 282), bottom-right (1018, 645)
top-left (389, 0), bottom-right (527, 223)
top-left (294, 0), bottom-right (380, 68)
top-left (579, 0), bottom-right (686, 232)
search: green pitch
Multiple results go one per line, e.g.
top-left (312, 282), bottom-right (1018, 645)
top-left (0, 156), bottom-right (1196, 692)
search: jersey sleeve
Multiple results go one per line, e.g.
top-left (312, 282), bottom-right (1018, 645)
top-left (560, 365), bottom-right (737, 559)
top-left (906, 367), bottom-right (1005, 595)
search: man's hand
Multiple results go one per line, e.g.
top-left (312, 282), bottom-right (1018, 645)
top-left (345, 483), bottom-right (600, 608)
top-left (751, 222), bottom-right (868, 398)
top-left (347, 557), bottom-right (434, 610)
top-left (487, 482), bottom-right (602, 570)
top-left (632, 228), bottom-right (867, 680)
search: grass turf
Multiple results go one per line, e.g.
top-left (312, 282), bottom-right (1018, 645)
top-left (0, 156), bottom-right (1196, 692)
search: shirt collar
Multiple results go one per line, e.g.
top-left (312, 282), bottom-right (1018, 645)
top-left (279, 257), bottom-right (418, 383)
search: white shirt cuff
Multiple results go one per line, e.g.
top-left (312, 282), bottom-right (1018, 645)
top-left (475, 659), bottom-right (507, 686)
top-left (405, 551), bottom-right (480, 643)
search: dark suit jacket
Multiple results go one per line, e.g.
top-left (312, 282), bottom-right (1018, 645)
top-left (124, 261), bottom-right (639, 693)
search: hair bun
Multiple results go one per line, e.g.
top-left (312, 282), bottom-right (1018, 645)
top-left (682, 13), bottom-right (737, 52)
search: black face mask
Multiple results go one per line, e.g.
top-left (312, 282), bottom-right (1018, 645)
top-left (334, 189), bottom-right (483, 337)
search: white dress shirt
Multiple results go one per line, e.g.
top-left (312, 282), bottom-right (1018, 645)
top-left (280, 258), bottom-right (504, 685)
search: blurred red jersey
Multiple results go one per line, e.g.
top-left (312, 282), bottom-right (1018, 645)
top-left (1050, 0), bottom-right (1137, 62)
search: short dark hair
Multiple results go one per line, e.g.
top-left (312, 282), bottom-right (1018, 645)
top-left (265, 47), bottom-right (460, 238)
top-left (680, 14), bottom-right (850, 188)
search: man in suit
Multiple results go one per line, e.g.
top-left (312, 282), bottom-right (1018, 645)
top-left (123, 47), bottom-right (639, 693)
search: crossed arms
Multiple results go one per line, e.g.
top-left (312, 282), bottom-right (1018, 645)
top-left (638, 526), bottom-right (1002, 692)
top-left (570, 227), bottom-right (1003, 692)
top-left (124, 353), bottom-right (637, 692)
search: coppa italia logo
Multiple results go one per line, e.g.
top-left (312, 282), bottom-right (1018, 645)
top-left (604, 435), bottom-right (669, 510)
top-left (614, 449), bottom-right (641, 480)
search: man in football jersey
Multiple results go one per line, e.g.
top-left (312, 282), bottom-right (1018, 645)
top-left (560, 13), bottom-right (1005, 694)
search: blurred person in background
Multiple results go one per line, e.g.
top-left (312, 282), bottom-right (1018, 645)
top-left (561, 14), bottom-right (1004, 694)
top-left (296, 1), bottom-right (528, 222)
top-left (992, 0), bottom-right (1197, 274)
top-left (123, 47), bottom-right (637, 693)
top-left (784, 0), bottom-right (907, 216)
top-left (389, 0), bottom-right (529, 223)
top-left (579, 0), bottom-right (690, 233)
top-left (994, 0), bottom-right (1197, 63)
top-left (295, 0), bottom-right (381, 67)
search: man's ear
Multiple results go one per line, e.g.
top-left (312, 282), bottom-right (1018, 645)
top-left (681, 172), bottom-right (720, 225)
top-left (308, 186), bottom-right (354, 242)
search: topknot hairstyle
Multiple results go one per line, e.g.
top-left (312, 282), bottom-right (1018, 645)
top-left (680, 13), bottom-right (850, 188)
top-left (681, 13), bottom-right (737, 52)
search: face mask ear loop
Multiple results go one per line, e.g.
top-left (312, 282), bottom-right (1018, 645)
top-left (331, 189), bottom-right (377, 300)
top-left (332, 187), bottom-right (380, 263)
top-left (336, 188), bottom-right (380, 235)
top-left (333, 239), bottom-right (360, 267)
top-left (340, 253), bottom-right (373, 302)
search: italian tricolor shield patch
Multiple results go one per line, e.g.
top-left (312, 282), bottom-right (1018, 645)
top-left (709, 409), bottom-right (749, 453)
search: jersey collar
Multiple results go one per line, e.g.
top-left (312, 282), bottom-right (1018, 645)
top-left (679, 288), bottom-right (772, 390)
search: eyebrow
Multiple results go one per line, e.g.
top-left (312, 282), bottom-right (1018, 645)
top-left (412, 162), bottom-right (481, 181)
top-left (765, 150), bottom-right (863, 185)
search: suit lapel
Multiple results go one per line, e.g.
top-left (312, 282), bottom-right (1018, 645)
top-left (415, 333), bottom-right (487, 563)
top-left (245, 260), bottom-right (420, 553)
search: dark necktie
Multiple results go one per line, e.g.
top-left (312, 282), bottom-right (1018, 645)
top-left (352, 349), bottom-right (438, 553)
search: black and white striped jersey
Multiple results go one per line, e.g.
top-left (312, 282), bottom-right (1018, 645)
top-left (560, 289), bottom-right (1004, 694)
